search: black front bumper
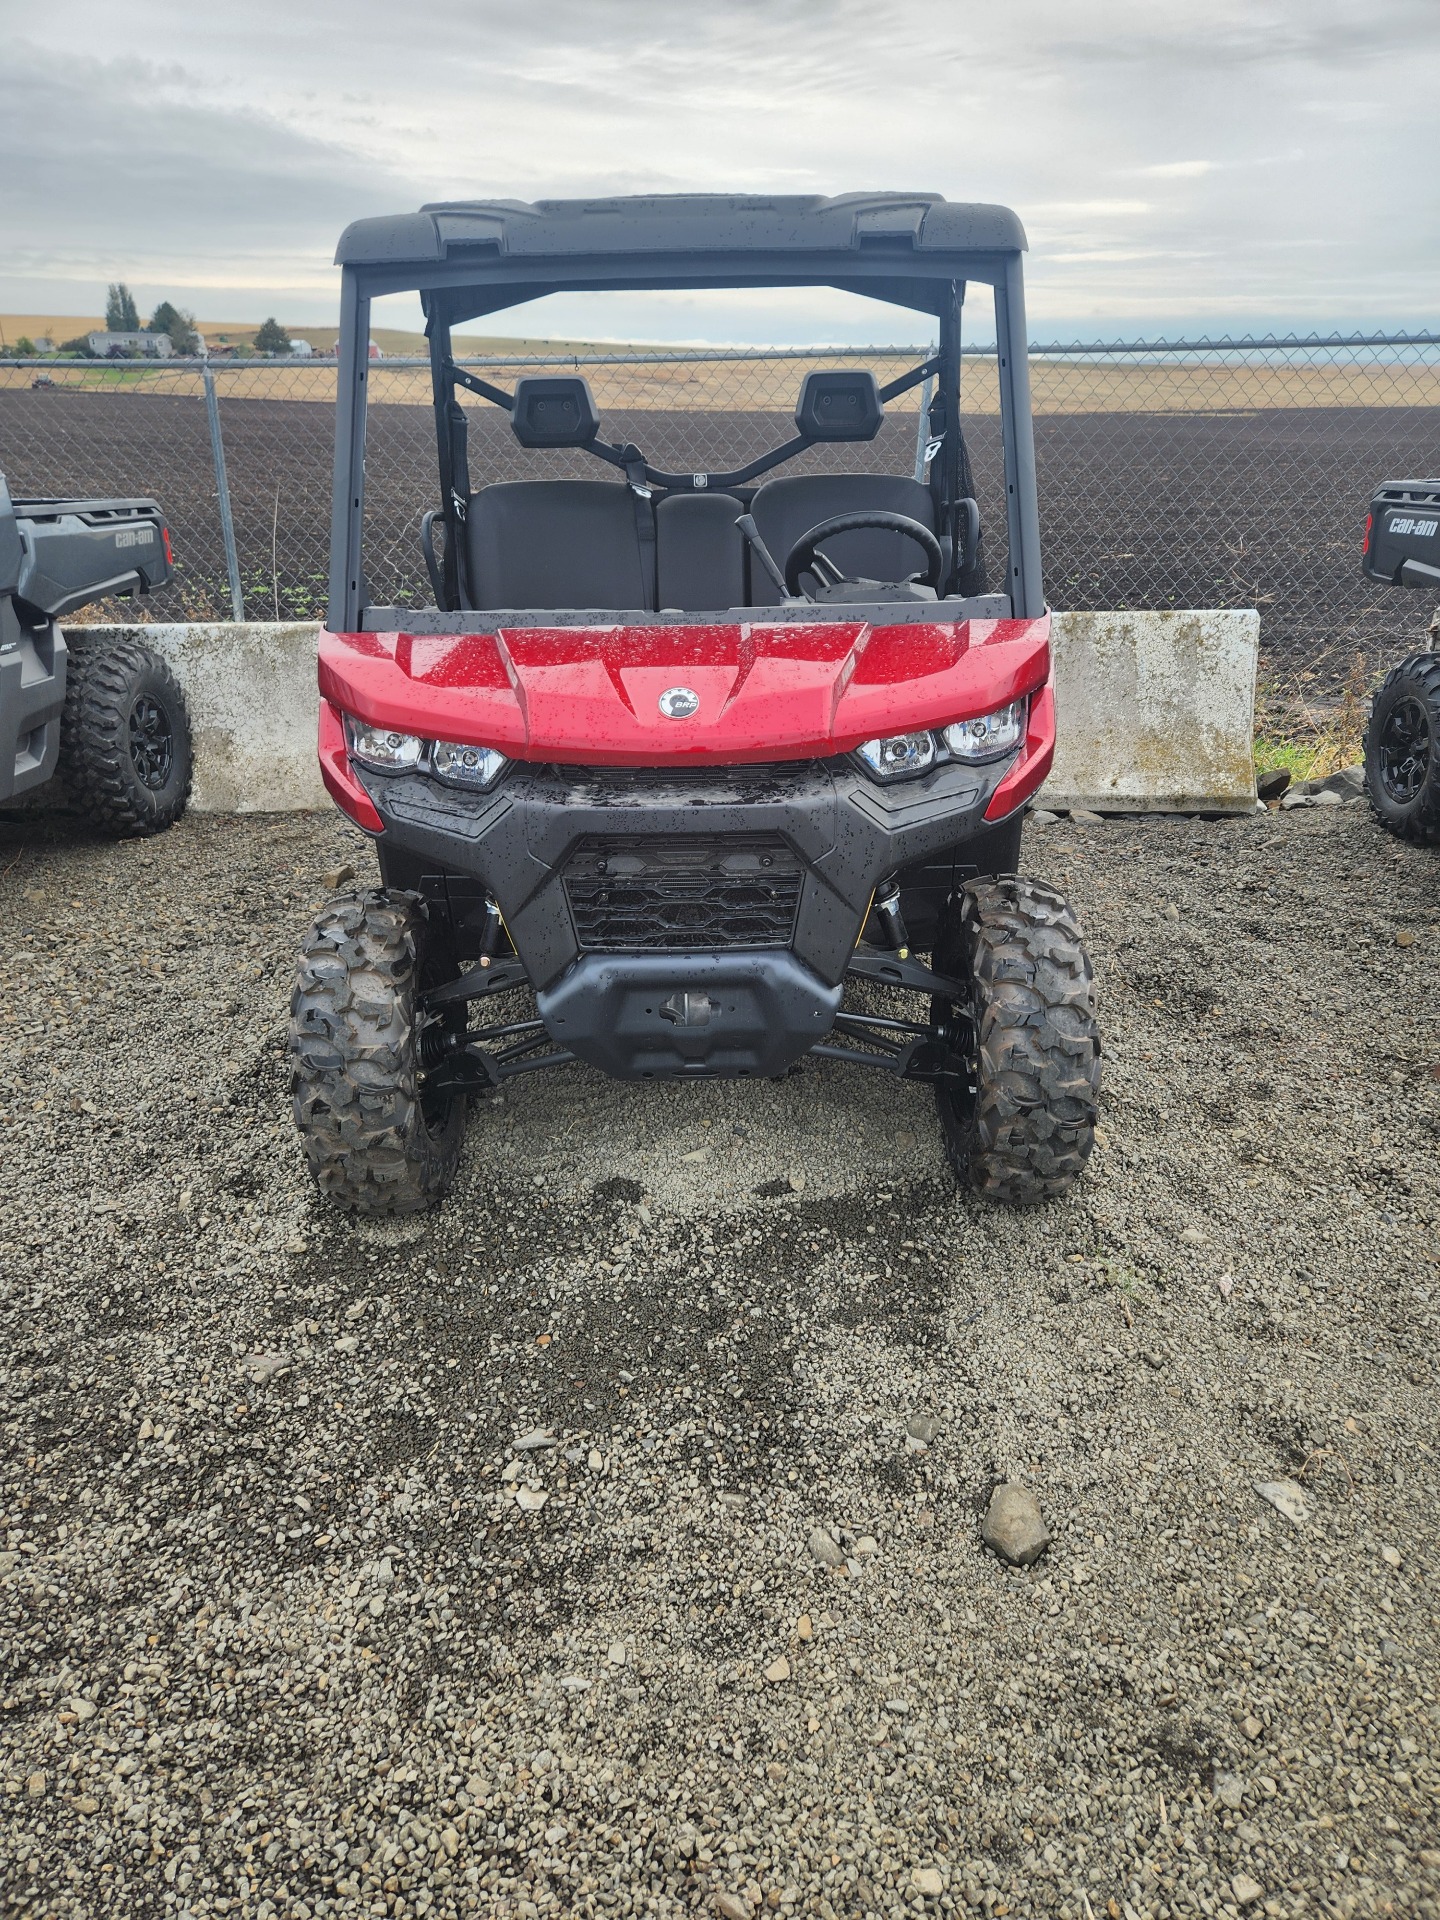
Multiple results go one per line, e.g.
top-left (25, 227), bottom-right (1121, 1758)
top-left (537, 947), bottom-right (843, 1079)
top-left (363, 755), bottom-right (1020, 1079)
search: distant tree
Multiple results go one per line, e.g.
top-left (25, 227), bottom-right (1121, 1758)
top-left (59, 335), bottom-right (96, 357)
top-left (14, 336), bottom-right (35, 355)
top-left (105, 283), bottom-right (140, 331)
top-left (254, 316), bottom-right (292, 355)
top-left (147, 301), bottom-right (200, 355)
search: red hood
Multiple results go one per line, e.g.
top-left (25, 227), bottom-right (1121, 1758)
top-left (318, 614), bottom-right (1050, 765)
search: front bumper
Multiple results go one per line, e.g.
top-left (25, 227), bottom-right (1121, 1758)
top-left (358, 751), bottom-right (1024, 993)
top-left (537, 948), bottom-right (843, 1079)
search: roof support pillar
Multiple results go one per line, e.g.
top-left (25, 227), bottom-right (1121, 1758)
top-left (329, 269), bottom-right (370, 631)
top-left (994, 254), bottom-right (1044, 618)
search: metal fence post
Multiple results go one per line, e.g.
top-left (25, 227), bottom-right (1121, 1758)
top-left (202, 363), bottom-right (244, 622)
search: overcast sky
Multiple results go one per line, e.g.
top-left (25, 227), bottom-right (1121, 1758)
top-left (3, 0), bottom-right (1437, 343)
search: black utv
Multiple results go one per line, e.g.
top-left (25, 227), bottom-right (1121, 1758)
top-left (1361, 479), bottom-right (1440, 845)
top-left (0, 473), bottom-right (191, 835)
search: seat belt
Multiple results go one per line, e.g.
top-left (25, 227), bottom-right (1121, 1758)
top-left (621, 445), bottom-right (657, 611)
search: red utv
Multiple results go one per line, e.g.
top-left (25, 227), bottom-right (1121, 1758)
top-left (290, 193), bottom-right (1100, 1213)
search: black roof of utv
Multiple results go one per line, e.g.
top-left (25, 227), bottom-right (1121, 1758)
top-left (337, 193), bottom-right (1026, 264)
top-left (334, 193), bottom-right (1029, 320)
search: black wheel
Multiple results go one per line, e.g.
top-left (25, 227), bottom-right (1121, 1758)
top-left (1364, 652), bottom-right (1440, 844)
top-left (59, 636), bottom-right (192, 837)
top-left (289, 890), bottom-right (467, 1214)
top-left (930, 876), bottom-right (1100, 1205)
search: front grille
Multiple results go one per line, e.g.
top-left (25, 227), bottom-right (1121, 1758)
top-left (563, 833), bottom-right (802, 951)
top-left (550, 761), bottom-right (826, 798)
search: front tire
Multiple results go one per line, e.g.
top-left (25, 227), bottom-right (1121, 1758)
top-left (60, 636), bottom-right (192, 836)
top-left (1364, 652), bottom-right (1440, 844)
top-left (289, 890), bottom-right (466, 1214)
top-left (932, 876), bottom-right (1100, 1205)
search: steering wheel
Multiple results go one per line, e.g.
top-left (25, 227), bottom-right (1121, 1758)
top-left (784, 510), bottom-right (944, 597)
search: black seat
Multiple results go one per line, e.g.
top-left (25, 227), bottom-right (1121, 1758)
top-left (467, 480), bottom-right (645, 610)
top-left (656, 492), bottom-right (745, 611)
top-left (468, 478), bottom-right (754, 613)
top-left (747, 473), bottom-right (939, 605)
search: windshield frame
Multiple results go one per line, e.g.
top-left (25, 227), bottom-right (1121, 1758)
top-left (328, 231), bottom-right (1041, 628)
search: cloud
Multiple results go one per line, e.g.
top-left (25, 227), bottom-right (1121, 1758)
top-left (2, 0), bottom-right (1439, 334)
top-left (1046, 251), bottom-right (1196, 266)
top-left (1029, 202), bottom-right (1154, 217)
top-left (0, 44), bottom-right (412, 307)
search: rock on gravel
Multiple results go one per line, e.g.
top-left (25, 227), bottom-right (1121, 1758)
top-left (808, 1525), bottom-right (846, 1567)
top-left (241, 1347), bottom-right (292, 1383)
top-left (1253, 1477), bottom-right (1311, 1525)
top-left (980, 1482), bottom-right (1051, 1565)
top-left (4, 802), bottom-right (1440, 1918)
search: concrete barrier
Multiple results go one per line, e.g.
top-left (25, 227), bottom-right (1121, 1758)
top-left (77, 621), bottom-right (327, 812)
top-left (74, 607), bottom-right (1260, 815)
top-left (1042, 608), bottom-right (1260, 814)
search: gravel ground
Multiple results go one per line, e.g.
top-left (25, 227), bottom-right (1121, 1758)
top-left (2, 799), bottom-right (1439, 1920)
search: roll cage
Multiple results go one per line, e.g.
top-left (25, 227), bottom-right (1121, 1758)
top-left (327, 193), bottom-right (1043, 629)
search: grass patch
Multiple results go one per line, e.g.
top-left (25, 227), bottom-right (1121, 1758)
top-left (1254, 735), bottom-right (1314, 780)
top-left (1095, 1259), bottom-right (1155, 1305)
top-left (1255, 651), bottom-right (1371, 782)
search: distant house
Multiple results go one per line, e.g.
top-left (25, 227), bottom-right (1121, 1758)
top-left (331, 339), bottom-right (382, 360)
top-left (32, 337), bottom-right (53, 353)
top-left (289, 338), bottom-right (314, 359)
top-left (86, 331), bottom-right (173, 359)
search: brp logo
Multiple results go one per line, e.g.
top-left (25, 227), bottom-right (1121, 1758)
top-left (658, 686), bottom-right (700, 719)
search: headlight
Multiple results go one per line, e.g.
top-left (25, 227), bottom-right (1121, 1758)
top-left (855, 731), bottom-right (937, 781)
top-left (942, 698), bottom-right (1027, 764)
top-left (345, 717), bottom-right (508, 790)
top-left (348, 722), bottom-right (424, 770)
top-left (432, 740), bottom-right (508, 790)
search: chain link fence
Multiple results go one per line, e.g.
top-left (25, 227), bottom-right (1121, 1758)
top-left (2, 335), bottom-right (1437, 696)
